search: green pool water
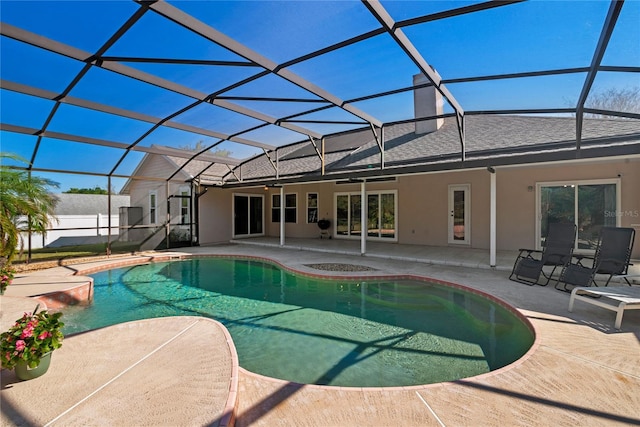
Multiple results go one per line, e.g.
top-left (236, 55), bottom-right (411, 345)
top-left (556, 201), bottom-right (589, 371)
top-left (62, 258), bottom-right (534, 387)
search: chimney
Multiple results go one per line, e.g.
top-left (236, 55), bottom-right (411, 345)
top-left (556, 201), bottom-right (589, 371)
top-left (413, 73), bottom-right (444, 134)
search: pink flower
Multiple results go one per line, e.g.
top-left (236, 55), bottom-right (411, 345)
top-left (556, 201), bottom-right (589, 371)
top-left (4, 352), bottom-right (10, 361)
top-left (20, 327), bottom-right (34, 339)
top-left (38, 331), bottom-right (51, 340)
top-left (15, 340), bottom-right (25, 352)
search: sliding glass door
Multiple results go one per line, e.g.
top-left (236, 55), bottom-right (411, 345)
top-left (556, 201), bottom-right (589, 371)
top-left (233, 194), bottom-right (264, 238)
top-left (335, 191), bottom-right (396, 240)
top-left (538, 179), bottom-right (619, 251)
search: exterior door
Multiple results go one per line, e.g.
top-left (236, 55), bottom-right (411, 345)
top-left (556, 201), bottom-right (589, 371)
top-left (233, 194), bottom-right (264, 238)
top-left (537, 180), bottom-right (619, 251)
top-left (448, 184), bottom-right (470, 244)
top-left (335, 192), bottom-right (396, 240)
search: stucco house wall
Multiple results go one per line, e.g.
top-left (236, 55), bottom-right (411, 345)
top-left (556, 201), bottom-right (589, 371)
top-left (496, 157), bottom-right (639, 257)
top-left (198, 188), bottom-right (235, 245)
top-left (199, 157), bottom-right (639, 259)
top-left (122, 155), bottom-right (193, 250)
top-left (271, 182), bottom-right (340, 238)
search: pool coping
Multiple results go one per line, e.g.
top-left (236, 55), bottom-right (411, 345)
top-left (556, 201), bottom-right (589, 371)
top-left (45, 253), bottom-right (539, 391)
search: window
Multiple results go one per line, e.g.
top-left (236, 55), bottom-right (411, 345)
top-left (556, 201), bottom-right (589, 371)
top-left (335, 191), bottom-right (396, 240)
top-left (537, 179), bottom-right (620, 251)
top-left (272, 193), bottom-right (297, 223)
top-left (149, 191), bottom-right (157, 224)
top-left (180, 188), bottom-right (189, 225)
top-left (307, 193), bottom-right (318, 223)
top-left (271, 194), bottom-right (280, 222)
top-left (285, 194), bottom-right (297, 223)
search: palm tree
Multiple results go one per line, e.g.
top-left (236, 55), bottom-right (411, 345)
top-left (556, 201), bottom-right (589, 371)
top-left (0, 153), bottom-right (59, 262)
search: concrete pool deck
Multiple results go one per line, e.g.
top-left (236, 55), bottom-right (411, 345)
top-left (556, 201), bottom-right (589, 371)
top-left (1, 242), bottom-right (639, 426)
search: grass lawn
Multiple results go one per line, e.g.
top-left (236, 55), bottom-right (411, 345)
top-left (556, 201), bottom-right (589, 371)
top-left (13, 242), bottom-right (141, 264)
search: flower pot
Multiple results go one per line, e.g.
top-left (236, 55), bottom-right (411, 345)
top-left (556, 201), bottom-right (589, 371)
top-left (15, 352), bottom-right (52, 381)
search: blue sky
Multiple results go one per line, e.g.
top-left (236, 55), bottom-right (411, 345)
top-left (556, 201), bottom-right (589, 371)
top-left (1, 0), bottom-right (639, 192)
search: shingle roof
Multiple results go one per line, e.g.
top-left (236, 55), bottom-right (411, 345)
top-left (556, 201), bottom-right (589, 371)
top-left (166, 155), bottom-right (235, 186)
top-left (54, 194), bottom-right (130, 215)
top-left (224, 115), bottom-right (640, 184)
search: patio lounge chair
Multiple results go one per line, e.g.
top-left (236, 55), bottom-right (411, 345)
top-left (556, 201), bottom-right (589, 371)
top-left (509, 222), bottom-right (577, 286)
top-left (555, 227), bottom-right (636, 292)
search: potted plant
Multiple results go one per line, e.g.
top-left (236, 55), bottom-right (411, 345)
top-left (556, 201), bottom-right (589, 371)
top-left (0, 262), bottom-right (14, 295)
top-left (0, 304), bottom-right (64, 380)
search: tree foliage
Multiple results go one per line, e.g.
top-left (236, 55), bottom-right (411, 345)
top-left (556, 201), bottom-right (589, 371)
top-left (179, 140), bottom-right (232, 157)
top-left (584, 86), bottom-right (640, 118)
top-left (0, 153), bottom-right (59, 261)
top-left (64, 186), bottom-right (109, 195)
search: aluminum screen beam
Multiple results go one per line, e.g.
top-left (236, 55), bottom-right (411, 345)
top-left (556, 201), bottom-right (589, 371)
top-left (0, 23), bottom-right (322, 143)
top-left (0, 124), bottom-right (144, 157)
top-left (4, 6), bottom-right (148, 168)
top-left (273, 64), bottom-right (636, 123)
top-left (216, 96), bottom-right (327, 103)
top-left (5, 165), bottom-right (182, 184)
top-left (1, 23), bottom-right (93, 63)
top-left (0, 79), bottom-right (276, 151)
top-left (575, 0), bottom-right (624, 151)
top-left (100, 56), bottom-right (257, 67)
top-left (147, 145), bottom-right (242, 165)
top-left (397, 0), bottom-right (525, 27)
top-left (211, 99), bottom-right (322, 139)
top-left (583, 108), bottom-right (640, 120)
top-left (144, 0), bottom-right (383, 129)
top-left (0, 123), bottom-right (240, 165)
top-left (3, 21), bottom-right (200, 175)
top-left (2, 21), bottom-right (289, 183)
top-left (362, 0), bottom-right (466, 161)
top-left (277, 1), bottom-right (522, 70)
top-left (362, 1), bottom-right (465, 116)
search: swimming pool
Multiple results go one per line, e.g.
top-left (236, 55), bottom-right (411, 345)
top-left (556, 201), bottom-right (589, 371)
top-left (62, 257), bottom-right (534, 387)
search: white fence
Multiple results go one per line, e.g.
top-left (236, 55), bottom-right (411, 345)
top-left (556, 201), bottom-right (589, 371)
top-left (20, 214), bottom-right (120, 249)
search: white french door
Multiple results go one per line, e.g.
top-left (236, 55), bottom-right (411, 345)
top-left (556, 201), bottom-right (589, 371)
top-left (448, 184), bottom-right (470, 244)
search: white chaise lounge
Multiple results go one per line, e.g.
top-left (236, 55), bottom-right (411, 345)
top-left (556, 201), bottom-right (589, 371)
top-left (569, 286), bottom-right (640, 329)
